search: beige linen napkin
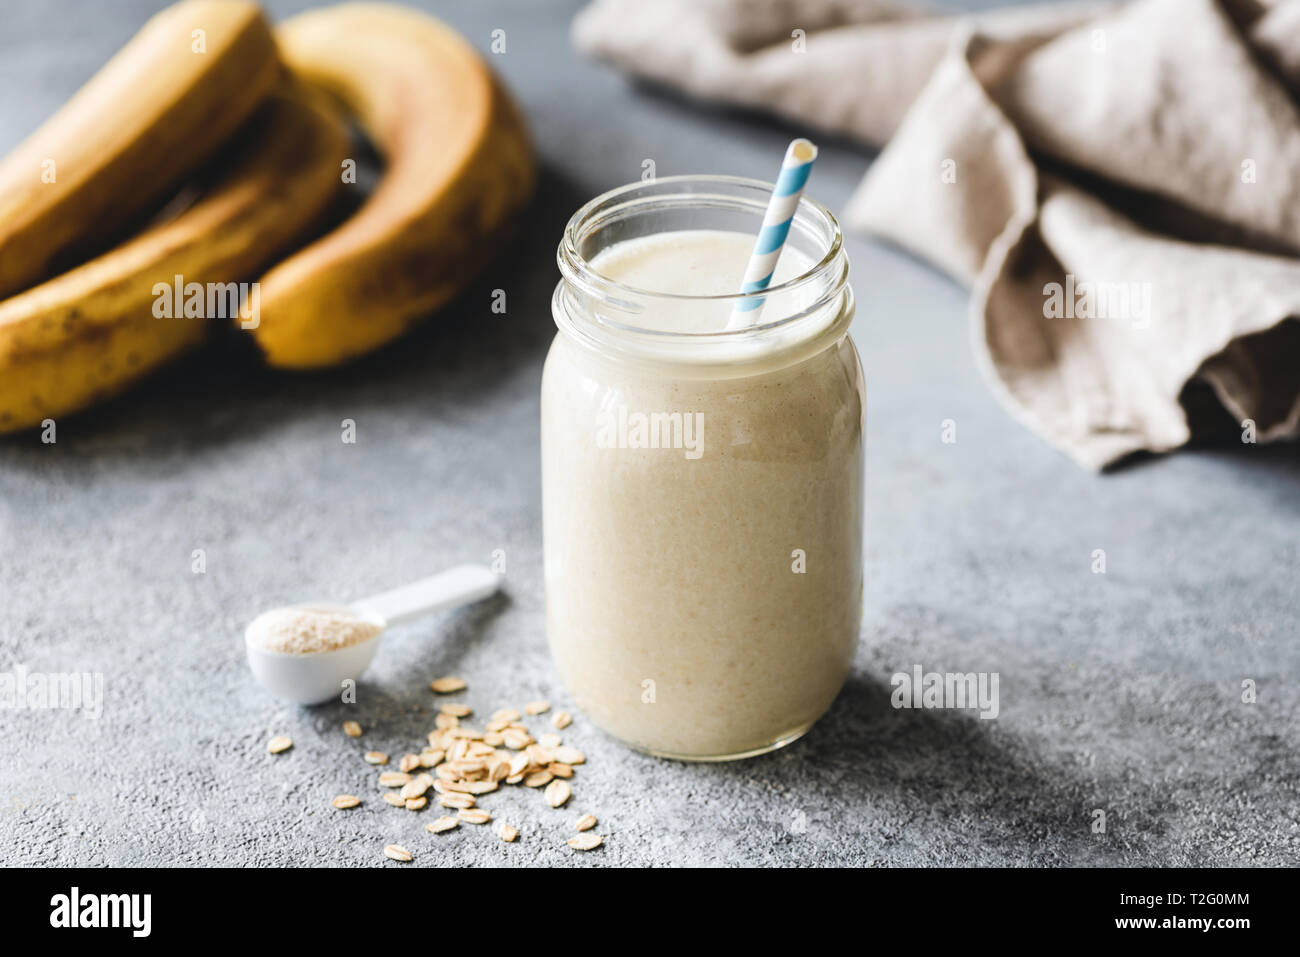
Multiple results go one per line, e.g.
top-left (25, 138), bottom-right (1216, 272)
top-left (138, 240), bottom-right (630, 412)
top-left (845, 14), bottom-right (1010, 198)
top-left (573, 0), bottom-right (1300, 468)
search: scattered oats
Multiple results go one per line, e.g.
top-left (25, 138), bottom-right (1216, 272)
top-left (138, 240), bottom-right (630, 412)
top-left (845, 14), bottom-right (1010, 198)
top-left (553, 746), bottom-right (585, 766)
top-left (267, 735), bottom-right (293, 754)
top-left (524, 770), bottom-right (554, 788)
top-left (502, 728), bottom-right (532, 750)
top-left (338, 679), bottom-right (599, 808)
top-left (319, 677), bottom-right (597, 846)
top-left (544, 779), bottom-right (571, 808)
top-left (384, 844), bottom-right (413, 862)
top-left (567, 833), bottom-right (603, 851)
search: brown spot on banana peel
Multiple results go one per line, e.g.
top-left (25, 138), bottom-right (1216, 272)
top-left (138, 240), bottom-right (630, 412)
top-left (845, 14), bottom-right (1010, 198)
top-left (246, 4), bottom-right (537, 369)
top-left (0, 88), bottom-right (349, 433)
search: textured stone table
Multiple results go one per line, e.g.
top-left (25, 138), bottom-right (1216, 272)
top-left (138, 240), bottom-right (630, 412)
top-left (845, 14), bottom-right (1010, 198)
top-left (1, 0), bottom-right (1296, 867)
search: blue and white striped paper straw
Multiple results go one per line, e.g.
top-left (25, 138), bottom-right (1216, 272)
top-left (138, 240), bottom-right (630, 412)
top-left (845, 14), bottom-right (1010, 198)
top-left (727, 138), bottom-right (819, 329)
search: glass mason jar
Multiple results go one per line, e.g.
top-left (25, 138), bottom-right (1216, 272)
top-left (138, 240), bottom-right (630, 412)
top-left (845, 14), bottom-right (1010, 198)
top-left (541, 175), bottom-right (864, 761)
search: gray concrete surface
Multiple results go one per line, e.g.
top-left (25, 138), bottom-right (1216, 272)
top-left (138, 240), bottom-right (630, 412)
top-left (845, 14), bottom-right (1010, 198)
top-left (0, 0), bottom-right (1296, 868)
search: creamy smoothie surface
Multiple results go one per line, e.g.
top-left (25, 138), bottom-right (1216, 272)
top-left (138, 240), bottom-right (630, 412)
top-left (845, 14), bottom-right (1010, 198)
top-left (588, 229), bottom-right (816, 331)
top-left (543, 227), bottom-right (863, 759)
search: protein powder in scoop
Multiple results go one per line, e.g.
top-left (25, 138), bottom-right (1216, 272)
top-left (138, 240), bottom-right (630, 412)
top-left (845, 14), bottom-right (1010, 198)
top-left (246, 607), bottom-right (382, 655)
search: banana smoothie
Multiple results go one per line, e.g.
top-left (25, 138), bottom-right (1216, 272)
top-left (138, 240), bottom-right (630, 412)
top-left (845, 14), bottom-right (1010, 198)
top-left (542, 178), bottom-right (863, 760)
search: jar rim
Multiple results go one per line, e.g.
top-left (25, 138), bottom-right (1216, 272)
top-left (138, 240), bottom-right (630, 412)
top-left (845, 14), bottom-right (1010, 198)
top-left (556, 174), bottom-right (847, 340)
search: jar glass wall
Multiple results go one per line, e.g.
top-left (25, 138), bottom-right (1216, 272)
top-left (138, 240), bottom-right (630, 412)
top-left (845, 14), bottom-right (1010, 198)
top-left (541, 176), bottom-right (864, 760)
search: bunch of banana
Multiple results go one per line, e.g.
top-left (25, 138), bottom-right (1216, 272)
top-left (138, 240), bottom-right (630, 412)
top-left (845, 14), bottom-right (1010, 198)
top-left (0, 0), bottom-right (535, 432)
top-left (0, 90), bottom-right (348, 432)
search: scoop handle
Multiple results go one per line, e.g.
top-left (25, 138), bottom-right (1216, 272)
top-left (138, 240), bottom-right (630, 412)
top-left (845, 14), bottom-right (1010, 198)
top-left (351, 564), bottom-right (499, 627)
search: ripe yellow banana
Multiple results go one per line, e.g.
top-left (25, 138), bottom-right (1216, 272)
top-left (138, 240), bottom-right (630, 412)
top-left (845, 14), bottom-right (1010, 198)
top-left (0, 0), bottom-right (279, 299)
top-left (246, 3), bottom-right (536, 368)
top-left (0, 89), bottom-right (348, 433)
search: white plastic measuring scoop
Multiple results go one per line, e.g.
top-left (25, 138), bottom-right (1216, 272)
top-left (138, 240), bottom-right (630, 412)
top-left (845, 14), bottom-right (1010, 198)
top-left (244, 564), bottom-right (500, 704)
